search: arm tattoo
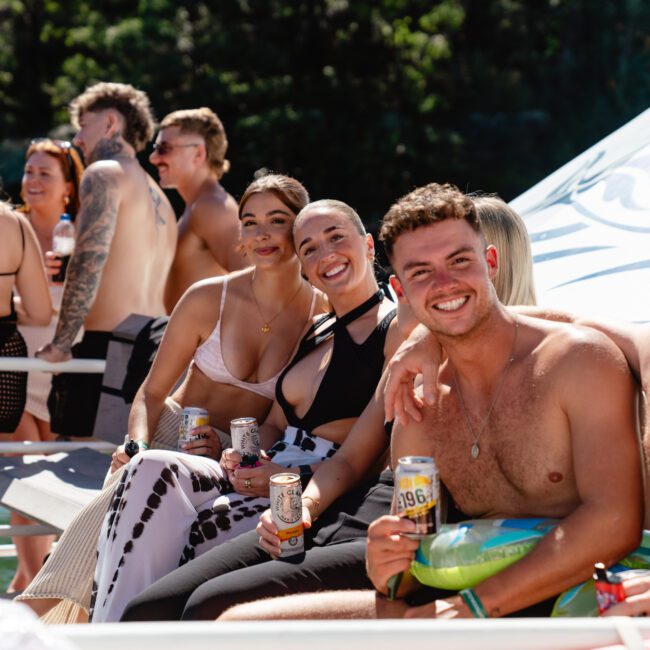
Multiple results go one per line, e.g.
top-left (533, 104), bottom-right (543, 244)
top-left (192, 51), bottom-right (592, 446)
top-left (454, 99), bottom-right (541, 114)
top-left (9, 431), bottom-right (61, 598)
top-left (148, 185), bottom-right (166, 225)
top-left (53, 170), bottom-right (119, 351)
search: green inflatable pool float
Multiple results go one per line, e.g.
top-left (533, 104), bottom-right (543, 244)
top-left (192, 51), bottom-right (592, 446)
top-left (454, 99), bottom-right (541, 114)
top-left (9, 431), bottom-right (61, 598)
top-left (411, 518), bottom-right (558, 591)
top-left (410, 521), bottom-right (650, 616)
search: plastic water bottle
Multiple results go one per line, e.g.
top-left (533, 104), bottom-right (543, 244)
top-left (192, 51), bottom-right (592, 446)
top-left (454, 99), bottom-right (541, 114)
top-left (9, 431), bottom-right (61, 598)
top-left (52, 213), bottom-right (75, 282)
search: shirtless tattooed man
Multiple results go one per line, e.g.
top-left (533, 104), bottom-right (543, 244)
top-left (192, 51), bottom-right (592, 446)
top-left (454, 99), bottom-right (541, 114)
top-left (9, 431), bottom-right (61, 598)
top-left (150, 108), bottom-right (248, 312)
top-left (37, 82), bottom-right (177, 438)
top-left (221, 183), bottom-right (643, 620)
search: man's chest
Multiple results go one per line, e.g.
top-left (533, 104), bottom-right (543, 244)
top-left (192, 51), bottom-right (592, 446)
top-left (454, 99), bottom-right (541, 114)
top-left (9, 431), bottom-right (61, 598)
top-left (410, 379), bottom-right (576, 516)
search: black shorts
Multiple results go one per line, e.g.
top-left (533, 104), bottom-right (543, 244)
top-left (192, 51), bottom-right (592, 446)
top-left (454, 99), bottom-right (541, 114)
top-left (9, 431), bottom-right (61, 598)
top-left (48, 331), bottom-right (111, 437)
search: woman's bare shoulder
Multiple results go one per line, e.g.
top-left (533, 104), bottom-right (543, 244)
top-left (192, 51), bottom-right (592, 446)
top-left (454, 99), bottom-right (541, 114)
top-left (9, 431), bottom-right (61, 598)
top-left (0, 209), bottom-right (26, 255)
top-left (0, 207), bottom-right (21, 230)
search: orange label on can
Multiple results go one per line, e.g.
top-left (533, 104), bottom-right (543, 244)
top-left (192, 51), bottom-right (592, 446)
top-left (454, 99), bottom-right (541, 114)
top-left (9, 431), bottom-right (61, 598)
top-left (277, 523), bottom-right (303, 541)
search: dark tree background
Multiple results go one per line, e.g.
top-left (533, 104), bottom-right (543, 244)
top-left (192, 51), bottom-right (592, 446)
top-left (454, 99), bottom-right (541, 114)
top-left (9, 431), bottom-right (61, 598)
top-left (0, 0), bottom-right (649, 225)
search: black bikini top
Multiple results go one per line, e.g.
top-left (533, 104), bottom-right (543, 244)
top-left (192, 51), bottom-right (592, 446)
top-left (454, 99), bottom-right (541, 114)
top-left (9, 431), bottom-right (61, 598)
top-left (275, 289), bottom-right (396, 432)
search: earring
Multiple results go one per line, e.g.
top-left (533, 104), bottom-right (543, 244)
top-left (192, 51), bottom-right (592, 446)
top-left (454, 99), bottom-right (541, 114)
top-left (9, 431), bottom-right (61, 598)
top-left (64, 196), bottom-right (70, 206)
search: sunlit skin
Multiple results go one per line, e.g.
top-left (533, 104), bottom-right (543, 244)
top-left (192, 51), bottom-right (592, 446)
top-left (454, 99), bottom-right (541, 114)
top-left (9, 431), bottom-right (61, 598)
top-left (296, 208), bottom-right (377, 314)
top-left (22, 151), bottom-right (72, 222)
top-left (112, 190), bottom-right (314, 472)
top-left (240, 193), bottom-right (298, 269)
top-left (37, 104), bottom-right (177, 368)
top-left (390, 220), bottom-right (498, 343)
top-left (150, 124), bottom-right (246, 312)
top-left (149, 125), bottom-right (203, 189)
top-left (72, 109), bottom-right (113, 164)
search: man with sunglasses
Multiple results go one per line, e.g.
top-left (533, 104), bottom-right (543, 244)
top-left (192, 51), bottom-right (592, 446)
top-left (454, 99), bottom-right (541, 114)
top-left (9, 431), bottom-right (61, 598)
top-left (150, 108), bottom-right (247, 312)
top-left (37, 82), bottom-right (177, 439)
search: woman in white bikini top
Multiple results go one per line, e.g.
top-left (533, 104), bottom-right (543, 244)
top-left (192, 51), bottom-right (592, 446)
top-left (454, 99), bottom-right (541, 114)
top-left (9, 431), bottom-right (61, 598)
top-left (113, 173), bottom-right (326, 468)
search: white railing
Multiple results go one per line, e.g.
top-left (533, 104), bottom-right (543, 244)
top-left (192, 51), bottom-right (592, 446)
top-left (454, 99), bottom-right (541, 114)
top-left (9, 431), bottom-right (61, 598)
top-left (0, 357), bottom-right (112, 454)
top-left (0, 358), bottom-right (106, 373)
top-left (0, 441), bottom-right (115, 454)
top-left (0, 357), bottom-right (113, 575)
top-left (52, 619), bottom-right (650, 650)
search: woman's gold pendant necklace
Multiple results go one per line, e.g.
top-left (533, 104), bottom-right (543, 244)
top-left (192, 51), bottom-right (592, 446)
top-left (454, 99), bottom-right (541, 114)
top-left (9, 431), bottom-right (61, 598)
top-left (251, 275), bottom-right (304, 334)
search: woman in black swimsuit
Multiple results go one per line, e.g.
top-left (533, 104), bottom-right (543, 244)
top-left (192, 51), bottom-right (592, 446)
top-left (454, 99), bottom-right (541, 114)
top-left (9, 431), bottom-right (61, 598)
top-left (0, 203), bottom-right (51, 433)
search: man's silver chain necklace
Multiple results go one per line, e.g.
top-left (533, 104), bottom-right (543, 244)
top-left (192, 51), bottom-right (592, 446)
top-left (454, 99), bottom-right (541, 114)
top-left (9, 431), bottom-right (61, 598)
top-left (451, 316), bottom-right (519, 460)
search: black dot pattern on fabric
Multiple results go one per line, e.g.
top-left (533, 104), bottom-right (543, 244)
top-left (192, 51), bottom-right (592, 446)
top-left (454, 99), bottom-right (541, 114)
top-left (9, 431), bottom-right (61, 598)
top-left (0, 326), bottom-right (27, 433)
top-left (92, 432), bottom-right (342, 621)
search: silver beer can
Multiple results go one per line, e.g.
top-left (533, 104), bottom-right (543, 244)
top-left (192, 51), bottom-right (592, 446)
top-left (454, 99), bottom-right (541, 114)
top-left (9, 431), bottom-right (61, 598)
top-left (394, 455), bottom-right (440, 539)
top-left (270, 472), bottom-right (304, 556)
top-left (230, 417), bottom-right (260, 456)
top-left (178, 407), bottom-right (209, 450)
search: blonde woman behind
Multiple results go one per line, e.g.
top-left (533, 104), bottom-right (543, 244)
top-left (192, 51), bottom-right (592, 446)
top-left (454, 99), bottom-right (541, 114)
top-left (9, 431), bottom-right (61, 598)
top-left (472, 194), bottom-right (536, 307)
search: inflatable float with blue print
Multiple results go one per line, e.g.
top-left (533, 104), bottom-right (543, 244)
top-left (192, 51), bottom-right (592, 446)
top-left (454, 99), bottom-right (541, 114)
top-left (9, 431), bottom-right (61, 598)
top-left (410, 519), bottom-right (650, 616)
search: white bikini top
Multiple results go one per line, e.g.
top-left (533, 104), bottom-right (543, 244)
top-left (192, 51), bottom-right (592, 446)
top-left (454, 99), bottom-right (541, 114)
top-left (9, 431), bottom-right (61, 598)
top-left (193, 276), bottom-right (316, 400)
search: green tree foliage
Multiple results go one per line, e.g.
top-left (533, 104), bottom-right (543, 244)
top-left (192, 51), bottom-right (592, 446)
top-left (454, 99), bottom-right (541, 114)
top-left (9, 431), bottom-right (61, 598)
top-left (1, 0), bottom-right (649, 222)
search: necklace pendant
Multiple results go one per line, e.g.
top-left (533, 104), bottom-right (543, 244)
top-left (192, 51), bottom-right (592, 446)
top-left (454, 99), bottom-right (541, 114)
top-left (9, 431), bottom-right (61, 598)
top-left (261, 323), bottom-right (270, 334)
top-left (471, 443), bottom-right (480, 459)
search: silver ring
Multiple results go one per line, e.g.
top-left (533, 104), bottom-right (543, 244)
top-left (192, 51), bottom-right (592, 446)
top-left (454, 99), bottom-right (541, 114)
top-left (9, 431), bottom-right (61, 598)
top-left (244, 478), bottom-right (252, 489)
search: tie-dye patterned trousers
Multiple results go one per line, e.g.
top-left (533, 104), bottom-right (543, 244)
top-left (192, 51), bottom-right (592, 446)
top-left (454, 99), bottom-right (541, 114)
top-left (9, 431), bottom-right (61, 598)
top-left (90, 428), bottom-right (338, 622)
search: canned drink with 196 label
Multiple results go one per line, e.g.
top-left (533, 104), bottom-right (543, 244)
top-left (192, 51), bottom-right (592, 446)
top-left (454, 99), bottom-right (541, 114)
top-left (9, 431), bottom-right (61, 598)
top-left (230, 417), bottom-right (261, 456)
top-left (178, 407), bottom-right (210, 450)
top-left (394, 456), bottom-right (440, 539)
top-left (270, 473), bottom-right (304, 557)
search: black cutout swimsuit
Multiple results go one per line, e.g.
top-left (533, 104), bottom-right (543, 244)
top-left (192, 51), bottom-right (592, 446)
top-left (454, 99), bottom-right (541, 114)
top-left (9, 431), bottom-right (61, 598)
top-left (275, 289), bottom-right (396, 431)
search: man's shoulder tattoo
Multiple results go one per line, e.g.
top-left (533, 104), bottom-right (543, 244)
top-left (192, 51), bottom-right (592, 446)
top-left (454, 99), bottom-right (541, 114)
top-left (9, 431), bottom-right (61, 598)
top-left (148, 185), bottom-right (166, 226)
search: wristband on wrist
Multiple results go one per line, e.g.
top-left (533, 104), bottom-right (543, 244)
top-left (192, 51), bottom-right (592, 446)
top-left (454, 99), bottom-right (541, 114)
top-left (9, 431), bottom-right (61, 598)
top-left (136, 440), bottom-right (150, 451)
top-left (298, 464), bottom-right (313, 489)
top-left (301, 495), bottom-right (320, 520)
top-left (459, 588), bottom-right (489, 618)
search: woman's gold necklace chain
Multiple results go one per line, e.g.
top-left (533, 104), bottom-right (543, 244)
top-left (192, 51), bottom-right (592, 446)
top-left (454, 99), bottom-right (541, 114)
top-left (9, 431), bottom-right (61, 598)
top-left (250, 275), bottom-right (305, 333)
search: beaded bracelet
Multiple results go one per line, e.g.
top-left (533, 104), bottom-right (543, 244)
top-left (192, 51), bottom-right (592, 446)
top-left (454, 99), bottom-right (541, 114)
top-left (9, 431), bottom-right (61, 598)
top-left (459, 588), bottom-right (489, 618)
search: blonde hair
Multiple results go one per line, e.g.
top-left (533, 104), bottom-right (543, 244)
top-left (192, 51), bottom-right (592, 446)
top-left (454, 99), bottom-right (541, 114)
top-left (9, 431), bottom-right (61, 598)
top-left (473, 195), bottom-right (536, 306)
top-left (160, 108), bottom-right (230, 179)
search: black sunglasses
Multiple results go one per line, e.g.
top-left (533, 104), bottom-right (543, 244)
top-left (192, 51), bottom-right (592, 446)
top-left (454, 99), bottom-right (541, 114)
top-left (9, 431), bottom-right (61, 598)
top-left (151, 142), bottom-right (201, 156)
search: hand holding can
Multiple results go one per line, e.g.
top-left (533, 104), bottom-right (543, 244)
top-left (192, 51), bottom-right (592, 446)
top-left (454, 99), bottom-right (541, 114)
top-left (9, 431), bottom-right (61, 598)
top-left (178, 407), bottom-right (210, 451)
top-left (270, 473), bottom-right (304, 557)
top-left (230, 417), bottom-right (261, 467)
